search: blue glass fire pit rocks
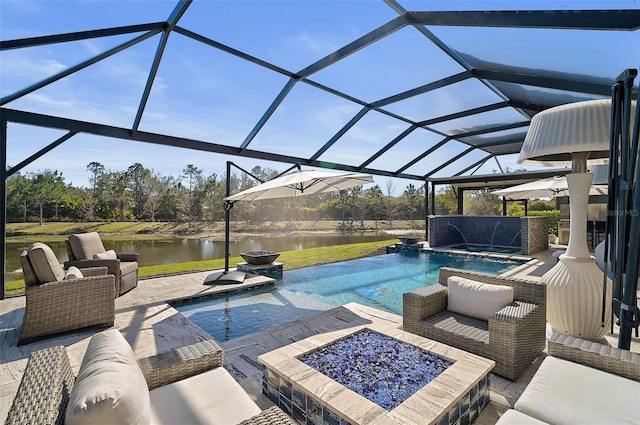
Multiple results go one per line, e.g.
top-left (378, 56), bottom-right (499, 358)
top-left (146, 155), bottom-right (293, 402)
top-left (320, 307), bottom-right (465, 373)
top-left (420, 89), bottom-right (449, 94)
top-left (300, 329), bottom-right (452, 410)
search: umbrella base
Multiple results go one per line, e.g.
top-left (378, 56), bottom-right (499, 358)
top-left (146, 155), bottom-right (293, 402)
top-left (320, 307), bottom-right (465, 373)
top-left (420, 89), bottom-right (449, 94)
top-left (204, 271), bottom-right (246, 285)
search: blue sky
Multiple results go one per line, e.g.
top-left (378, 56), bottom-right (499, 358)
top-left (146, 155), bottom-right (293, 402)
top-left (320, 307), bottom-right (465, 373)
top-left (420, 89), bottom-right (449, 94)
top-left (1, 0), bottom-right (638, 194)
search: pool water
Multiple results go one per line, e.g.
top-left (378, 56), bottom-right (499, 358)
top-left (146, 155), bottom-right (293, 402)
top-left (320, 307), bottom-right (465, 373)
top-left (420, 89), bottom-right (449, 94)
top-left (174, 251), bottom-right (524, 342)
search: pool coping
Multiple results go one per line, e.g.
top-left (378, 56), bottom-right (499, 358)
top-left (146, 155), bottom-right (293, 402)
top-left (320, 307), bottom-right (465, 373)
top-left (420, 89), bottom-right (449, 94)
top-left (258, 322), bottom-right (495, 425)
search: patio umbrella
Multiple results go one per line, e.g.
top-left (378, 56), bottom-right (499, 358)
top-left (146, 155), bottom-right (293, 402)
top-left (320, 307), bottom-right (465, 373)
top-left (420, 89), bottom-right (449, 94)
top-left (491, 176), bottom-right (608, 200)
top-left (206, 165), bottom-right (374, 284)
top-left (224, 170), bottom-right (374, 202)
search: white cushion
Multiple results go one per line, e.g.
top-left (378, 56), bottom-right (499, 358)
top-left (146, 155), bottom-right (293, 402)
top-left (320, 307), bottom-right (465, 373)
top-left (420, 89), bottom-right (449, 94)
top-left (65, 329), bottom-right (151, 425)
top-left (149, 367), bottom-right (261, 425)
top-left (94, 249), bottom-right (117, 260)
top-left (68, 232), bottom-right (106, 259)
top-left (496, 409), bottom-right (549, 425)
top-left (28, 242), bottom-right (65, 283)
top-left (515, 356), bottom-right (640, 425)
top-left (447, 276), bottom-right (514, 321)
top-left (64, 266), bottom-right (84, 280)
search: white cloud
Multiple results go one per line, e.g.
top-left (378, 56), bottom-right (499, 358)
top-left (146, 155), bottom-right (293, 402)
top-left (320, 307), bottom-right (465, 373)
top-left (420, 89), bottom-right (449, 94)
top-left (1, 51), bottom-right (67, 78)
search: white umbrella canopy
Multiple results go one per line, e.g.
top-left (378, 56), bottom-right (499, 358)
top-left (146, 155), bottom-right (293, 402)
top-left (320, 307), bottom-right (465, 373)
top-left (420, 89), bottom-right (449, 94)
top-left (491, 176), bottom-right (608, 200)
top-left (224, 170), bottom-right (374, 202)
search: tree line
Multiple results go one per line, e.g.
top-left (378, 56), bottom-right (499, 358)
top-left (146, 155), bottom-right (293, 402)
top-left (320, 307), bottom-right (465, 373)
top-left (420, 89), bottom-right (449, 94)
top-left (6, 162), bottom-right (558, 230)
top-left (6, 163), bottom-right (427, 228)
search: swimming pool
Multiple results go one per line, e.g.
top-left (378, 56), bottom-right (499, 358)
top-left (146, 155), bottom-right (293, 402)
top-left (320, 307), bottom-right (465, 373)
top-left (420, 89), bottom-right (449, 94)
top-left (174, 251), bottom-right (525, 342)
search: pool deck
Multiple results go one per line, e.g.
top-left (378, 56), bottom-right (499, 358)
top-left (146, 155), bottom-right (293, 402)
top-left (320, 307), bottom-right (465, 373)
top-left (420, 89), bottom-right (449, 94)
top-left (1, 248), bottom-right (638, 424)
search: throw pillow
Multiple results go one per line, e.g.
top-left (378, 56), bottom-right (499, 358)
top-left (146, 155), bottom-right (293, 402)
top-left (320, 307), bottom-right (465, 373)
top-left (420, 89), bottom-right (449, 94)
top-left (28, 242), bottom-right (65, 283)
top-left (65, 329), bottom-right (151, 425)
top-left (64, 266), bottom-right (84, 280)
top-left (93, 249), bottom-right (117, 260)
top-left (68, 232), bottom-right (107, 260)
top-left (447, 276), bottom-right (514, 321)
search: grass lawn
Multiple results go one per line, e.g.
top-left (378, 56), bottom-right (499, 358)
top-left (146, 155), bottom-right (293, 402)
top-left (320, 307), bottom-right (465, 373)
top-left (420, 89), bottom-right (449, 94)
top-left (4, 239), bottom-right (398, 297)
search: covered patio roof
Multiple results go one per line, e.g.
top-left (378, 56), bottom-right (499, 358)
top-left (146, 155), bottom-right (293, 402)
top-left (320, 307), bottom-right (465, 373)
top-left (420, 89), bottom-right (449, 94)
top-left (1, 2), bottom-right (638, 182)
top-left (1, 1), bottom-right (639, 297)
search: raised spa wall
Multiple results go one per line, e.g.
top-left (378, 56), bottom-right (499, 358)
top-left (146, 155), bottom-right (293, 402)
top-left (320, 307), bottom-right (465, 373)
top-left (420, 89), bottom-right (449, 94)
top-left (428, 215), bottom-right (549, 255)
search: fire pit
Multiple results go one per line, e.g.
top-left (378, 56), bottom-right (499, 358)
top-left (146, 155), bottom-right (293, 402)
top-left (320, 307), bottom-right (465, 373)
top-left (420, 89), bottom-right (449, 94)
top-left (240, 250), bottom-right (281, 265)
top-left (399, 236), bottom-right (420, 245)
top-left (259, 324), bottom-right (495, 424)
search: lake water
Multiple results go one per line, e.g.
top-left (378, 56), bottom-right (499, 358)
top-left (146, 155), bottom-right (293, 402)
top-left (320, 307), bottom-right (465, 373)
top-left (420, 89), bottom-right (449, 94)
top-left (5, 232), bottom-right (396, 280)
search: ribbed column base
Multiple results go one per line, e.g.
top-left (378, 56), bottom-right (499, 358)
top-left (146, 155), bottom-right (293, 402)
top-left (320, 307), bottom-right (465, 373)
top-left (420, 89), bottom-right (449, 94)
top-left (543, 255), bottom-right (612, 340)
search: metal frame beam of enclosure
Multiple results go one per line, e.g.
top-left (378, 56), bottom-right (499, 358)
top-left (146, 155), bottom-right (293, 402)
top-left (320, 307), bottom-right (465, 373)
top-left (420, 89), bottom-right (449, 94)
top-left (0, 108), bottom-right (427, 181)
top-left (1, 119), bottom-right (6, 300)
top-left (132, 0), bottom-right (192, 133)
top-left (423, 147), bottom-right (475, 179)
top-left (296, 16), bottom-right (407, 78)
top-left (386, 0), bottom-right (533, 123)
top-left (405, 10), bottom-right (640, 30)
top-left (417, 102), bottom-right (509, 127)
top-left (310, 108), bottom-right (370, 161)
top-left (360, 125), bottom-right (417, 169)
top-left (0, 30), bottom-right (162, 106)
top-left (472, 69), bottom-right (615, 96)
top-left (371, 71), bottom-right (471, 108)
top-left (454, 155), bottom-right (493, 177)
top-left (396, 137), bottom-right (450, 175)
top-left (7, 132), bottom-right (78, 177)
top-left (0, 22), bottom-right (166, 50)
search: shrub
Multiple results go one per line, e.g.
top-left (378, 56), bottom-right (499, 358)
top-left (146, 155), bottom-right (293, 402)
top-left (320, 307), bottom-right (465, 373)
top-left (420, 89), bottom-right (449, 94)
top-left (528, 210), bottom-right (560, 234)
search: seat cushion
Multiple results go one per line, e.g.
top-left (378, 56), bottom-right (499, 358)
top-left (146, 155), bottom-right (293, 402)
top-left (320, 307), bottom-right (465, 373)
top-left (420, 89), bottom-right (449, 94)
top-left (496, 409), bottom-right (549, 425)
top-left (149, 367), bottom-right (261, 425)
top-left (120, 261), bottom-right (139, 275)
top-left (515, 356), bottom-right (640, 425)
top-left (28, 242), bottom-right (65, 283)
top-left (68, 232), bottom-right (107, 260)
top-left (66, 329), bottom-right (151, 425)
top-left (424, 310), bottom-right (490, 344)
top-left (447, 276), bottom-right (514, 321)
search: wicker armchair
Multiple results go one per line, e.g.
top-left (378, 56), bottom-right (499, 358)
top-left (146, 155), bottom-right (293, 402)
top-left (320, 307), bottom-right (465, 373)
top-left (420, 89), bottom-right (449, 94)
top-left (403, 267), bottom-right (547, 380)
top-left (64, 232), bottom-right (139, 296)
top-left (18, 245), bottom-right (115, 345)
top-left (5, 340), bottom-right (295, 425)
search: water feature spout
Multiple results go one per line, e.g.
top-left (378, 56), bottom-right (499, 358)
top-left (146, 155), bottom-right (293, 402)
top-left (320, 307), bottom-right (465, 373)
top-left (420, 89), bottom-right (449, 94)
top-left (509, 230), bottom-right (522, 248)
top-left (490, 221), bottom-right (502, 247)
top-left (446, 222), bottom-right (469, 248)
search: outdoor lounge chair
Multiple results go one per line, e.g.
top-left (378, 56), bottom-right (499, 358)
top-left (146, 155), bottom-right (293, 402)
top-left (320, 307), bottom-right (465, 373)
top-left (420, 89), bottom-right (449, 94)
top-left (496, 332), bottom-right (640, 424)
top-left (18, 242), bottom-right (116, 345)
top-left (64, 231), bottom-right (139, 296)
top-left (5, 330), bottom-right (296, 425)
top-left (403, 267), bottom-right (546, 380)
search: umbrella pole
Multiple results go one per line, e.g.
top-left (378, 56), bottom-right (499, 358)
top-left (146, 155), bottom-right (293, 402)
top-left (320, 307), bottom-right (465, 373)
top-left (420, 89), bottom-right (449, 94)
top-left (224, 161), bottom-right (232, 273)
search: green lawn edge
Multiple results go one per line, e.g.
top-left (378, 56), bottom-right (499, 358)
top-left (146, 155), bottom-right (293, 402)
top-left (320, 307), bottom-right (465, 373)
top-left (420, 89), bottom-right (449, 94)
top-left (5, 239), bottom-right (398, 297)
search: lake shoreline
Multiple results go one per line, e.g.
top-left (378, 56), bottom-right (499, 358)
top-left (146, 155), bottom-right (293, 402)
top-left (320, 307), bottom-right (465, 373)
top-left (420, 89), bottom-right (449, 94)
top-left (6, 220), bottom-right (425, 243)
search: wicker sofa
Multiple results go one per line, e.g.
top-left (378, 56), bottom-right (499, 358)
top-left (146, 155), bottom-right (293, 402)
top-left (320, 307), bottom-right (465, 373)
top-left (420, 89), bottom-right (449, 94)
top-left (18, 243), bottom-right (116, 345)
top-left (5, 331), bottom-right (296, 425)
top-left (497, 332), bottom-right (640, 424)
top-left (64, 232), bottom-right (139, 296)
top-left (403, 267), bottom-right (546, 380)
